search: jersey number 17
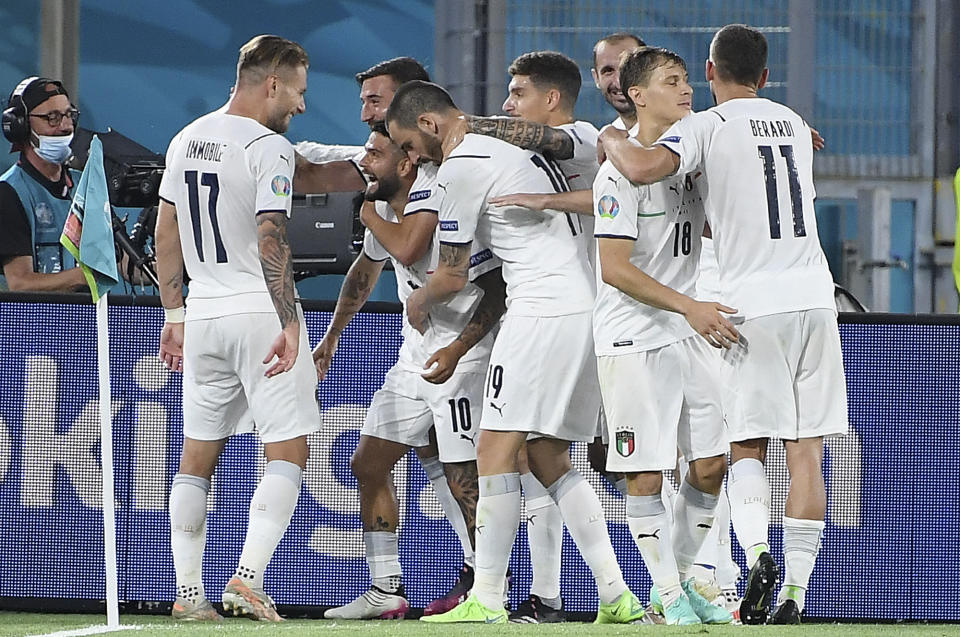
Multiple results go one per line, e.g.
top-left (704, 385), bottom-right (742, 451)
top-left (185, 170), bottom-right (228, 263)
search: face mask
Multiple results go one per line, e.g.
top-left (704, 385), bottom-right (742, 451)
top-left (33, 133), bottom-right (74, 164)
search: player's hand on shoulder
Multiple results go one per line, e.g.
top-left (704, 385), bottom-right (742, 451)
top-left (489, 192), bottom-right (549, 211)
top-left (405, 288), bottom-right (429, 335)
top-left (263, 323), bottom-right (300, 377)
top-left (682, 299), bottom-right (739, 349)
top-left (312, 335), bottom-right (338, 381)
top-left (596, 124), bottom-right (627, 164)
top-left (810, 126), bottom-right (825, 151)
top-left (158, 322), bottom-right (185, 372)
top-left (359, 200), bottom-right (379, 228)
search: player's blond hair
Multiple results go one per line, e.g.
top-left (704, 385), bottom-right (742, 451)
top-left (236, 35), bottom-right (309, 86)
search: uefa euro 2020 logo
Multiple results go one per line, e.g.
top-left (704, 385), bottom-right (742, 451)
top-left (598, 194), bottom-right (620, 219)
top-left (271, 175), bottom-right (292, 197)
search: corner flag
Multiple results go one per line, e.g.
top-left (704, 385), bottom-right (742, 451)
top-left (60, 135), bottom-right (119, 302)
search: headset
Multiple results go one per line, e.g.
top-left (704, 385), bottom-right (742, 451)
top-left (1, 76), bottom-right (68, 145)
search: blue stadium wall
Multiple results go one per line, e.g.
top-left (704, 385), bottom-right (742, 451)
top-left (0, 295), bottom-right (958, 621)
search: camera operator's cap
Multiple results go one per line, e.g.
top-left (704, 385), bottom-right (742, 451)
top-left (6, 77), bottom-right (70, 151)
top-left (8, 76), bottom-right (69, 113)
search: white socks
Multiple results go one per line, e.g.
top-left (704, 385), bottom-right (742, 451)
top-left (170, 473), bottom-right (210, 603)
top-left (365, 531), bottom-right (402, 593)
top-left (234, 460), bottom-right (303, 589)
top-left (728, 458), bottom-right (771, 567)
top-left (473, 473), bottom-right (522, 609)
top-left (627, 493), bottom-right (681, 609)
top-left (521, 471), bottom-right (563, 604)
top-left (672, 481), bottom-right (720, 580)
top-left (779, 516), bottom-right (824, 611)
top-left (548, 470), bottom-right (626, 605)
top-left (421, 454), bottom-right (475, 568)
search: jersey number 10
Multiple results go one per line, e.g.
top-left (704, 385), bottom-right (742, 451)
top-left (757, 145), bottom-right (806, 240)
top-left (185, 170), bottom-right (227, 263)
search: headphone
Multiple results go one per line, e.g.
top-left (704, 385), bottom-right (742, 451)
top-left (1, 76), bottom-right (67, 145)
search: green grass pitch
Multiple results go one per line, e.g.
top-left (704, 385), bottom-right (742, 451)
top-left (2, 614), bottom-right (960, 637)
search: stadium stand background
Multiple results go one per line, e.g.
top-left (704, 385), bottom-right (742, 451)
top-left (3, 0), bottom-right (958, 312)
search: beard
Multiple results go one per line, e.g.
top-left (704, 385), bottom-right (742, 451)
top-left (265, 108), bottom-right (291, 134)
top-left (605, 89), bottom-right (634, 115)
top-left (364, 172), bottom-right (401, 202)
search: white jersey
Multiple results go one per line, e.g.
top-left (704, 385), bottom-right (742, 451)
top-left (363, 163), bottom-right (498, 373)
top-left (159, 111), bottom-right (296, 320)
top-left (657, 99), bottom-right (834, 319)
top-left (437, 133), bottom-right (594, 317)
top-left (696, 236), bottom-right (721, 301)
top-left (610, 116), bottom-right (629, 131)
top-left (556, 121), bottom-right (600, 267)
top-left (592, 146), bottom-right (705, 355)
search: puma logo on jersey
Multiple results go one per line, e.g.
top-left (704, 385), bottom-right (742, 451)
top-left (488, 401), bottom-right (505, 416)
top-left (437, 182), bottom-right (448, 192)
top-left (280, 154), bottom-right (289, 162)
top-left (636, 529), bottom-right (661, 540)
top-left (459, 433), bottom-right (476, 446)
top-left (606, 175), bottom-right (621, 187)
top-left (669, 183), bottom-right (681, 196)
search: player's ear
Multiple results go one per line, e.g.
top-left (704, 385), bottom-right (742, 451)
top-left (705, 59), bottom-right (715, 82)
top-left (546, 88), bottom-right (562, 110)
top-left (416, 113), bottom-right (438, 136)
top-left (626, 85), bottom-right (643, 108)
top-left (396, 153), bottom-right (414, 179)
top-left (756, 68), bottom-right (769, 90)
top-left (591, 68), bottom-right (601, 89)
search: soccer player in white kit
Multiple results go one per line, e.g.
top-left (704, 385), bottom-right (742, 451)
top-left (593, 46), bottom-right (737, 627)
top-left (317, 124), bottom-right (505, 620)
top-left (592, 33), bottom-right (646, 132)
top-left (155, 35), bottom-right (320, 622)
top-left (387, 80), bottom-right (645, 625)
top-left (450, 50), bottom-right (600, 623)
top-left (294, 57), bottom-right (484, 613)
top-left (599, 25), bottom-right (849, 625)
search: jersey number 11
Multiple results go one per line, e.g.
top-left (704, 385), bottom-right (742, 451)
top-left (758, 145), bottom-right (806, 240)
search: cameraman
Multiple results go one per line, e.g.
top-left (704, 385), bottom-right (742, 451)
top-left (0, 76), bottom-right (86, 291)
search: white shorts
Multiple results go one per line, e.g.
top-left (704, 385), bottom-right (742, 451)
top-left (182, 310), bottom-right (321, 444)
top-left (600, 335), bottom-right (728, 473)
top-left (480, 312), bottom-right (600, 442)
top-left (722, 308), bottom-right (849, 442)
top-left (362, 365), bottom-right (483, 463)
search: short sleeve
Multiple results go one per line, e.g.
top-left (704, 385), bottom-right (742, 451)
top-left (362, 200), bottom-right (395, 262)
top-left (157, 132), bottom-right (182, 204)
top-left (593, 166), bottom-right (642, 240)
top-left (403, 164), bottom-right (442, 216)
top-left (656, 110), bottom-right (718, 176)
top-left (362, 228), bottom-right (389, 262)
top-left (249, 134), bottom-right (295, 217)
top-left (436, 158), bottom-right (485, 245)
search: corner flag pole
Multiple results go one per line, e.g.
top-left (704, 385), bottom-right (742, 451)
top-left (96, 292), bottom-right (120, 628)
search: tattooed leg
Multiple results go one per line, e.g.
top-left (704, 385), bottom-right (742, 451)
top-left (443, 460), bottom-right (480, 547)
top-left (352, 435), bottom-right (410, 532)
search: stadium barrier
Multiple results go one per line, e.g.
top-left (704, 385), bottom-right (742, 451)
top-left (0, 293), bottom-right (958, 621)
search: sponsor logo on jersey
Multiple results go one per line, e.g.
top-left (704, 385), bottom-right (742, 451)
top-left (408, 189), bottom-right (432, 202)
top-left (615, 429), bottom-right (635, 456)
top-left (271, 175), bottom-right (291, 197)
top-left (598, 194), bottom-right (620, 219)
top-left (470, 248), bottom-right (493, 267)
top-left (440, 219), bottom-right (459, 231)
top-left (659, 135), bottom-right (681, 144)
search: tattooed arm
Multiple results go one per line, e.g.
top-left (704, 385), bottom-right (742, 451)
top-left (405, 241), bottom-right (472, 334)
top-left (313, 253), bottom-right (385, 380)
top-left (257, 211), bottom-right (300, 377)
top-left (463, 115), bottom-right (575, 160)
top-left (155, 200), bottom-right (186, 372)
top-left (422, 267), bottom-right (506, 385)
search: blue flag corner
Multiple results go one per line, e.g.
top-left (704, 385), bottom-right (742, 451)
top-left (60, 135), bottom-right (119, 302)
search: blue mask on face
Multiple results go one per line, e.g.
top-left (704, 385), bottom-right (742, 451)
top-left (33, 133), bottom-right (74, 164)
